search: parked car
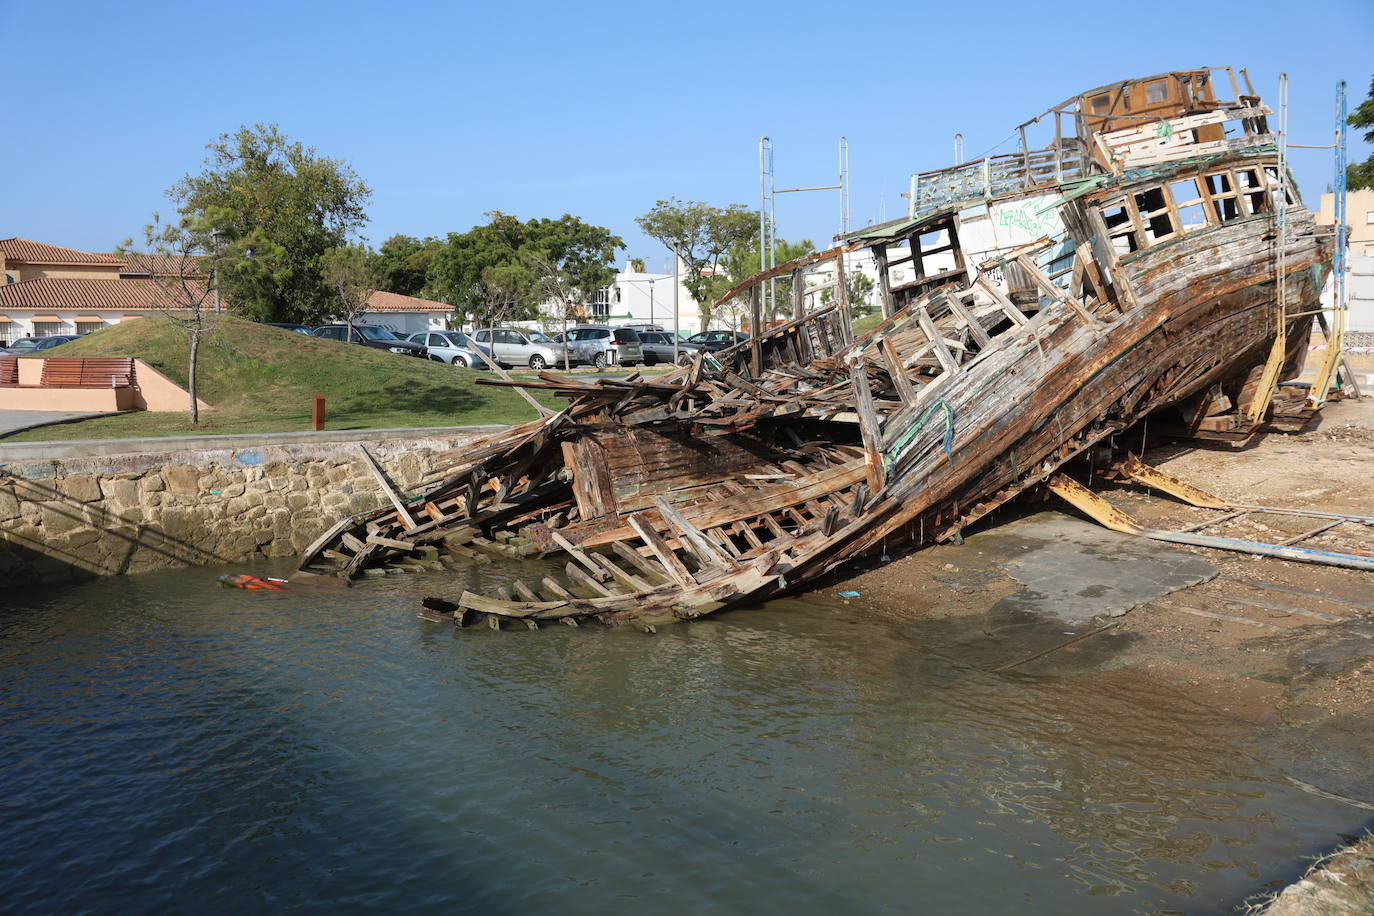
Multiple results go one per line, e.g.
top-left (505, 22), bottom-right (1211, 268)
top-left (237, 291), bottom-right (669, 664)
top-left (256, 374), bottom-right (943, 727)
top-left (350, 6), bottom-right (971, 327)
top-left (635, 330), bottom-right (700, 366)
top-left (311, 324), bottom-right (428, 358)
top-left (406, 330), bottom-right (489, 368)
top-left (2, 335), bottom-right (80, 355)
top-left (264, 322), bottom-right (314, 334)
top-left (564, 325), bottom-right (644, 369)
top-left (469, 328), bottom-right (570, 370)
top-left (684, 330), bottom-right (749, 353)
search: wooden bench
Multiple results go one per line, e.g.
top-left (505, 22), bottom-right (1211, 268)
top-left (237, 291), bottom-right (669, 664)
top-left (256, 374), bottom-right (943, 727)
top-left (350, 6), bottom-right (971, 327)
top-left (39, 357), bottom-right (136, 389)
top-left (0, 356), bottom-right (16, 387)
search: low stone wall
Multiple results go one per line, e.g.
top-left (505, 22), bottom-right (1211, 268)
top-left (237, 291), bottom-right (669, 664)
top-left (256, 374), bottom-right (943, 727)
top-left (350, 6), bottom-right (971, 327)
top-left (0, 429), bottom-right (499, 586)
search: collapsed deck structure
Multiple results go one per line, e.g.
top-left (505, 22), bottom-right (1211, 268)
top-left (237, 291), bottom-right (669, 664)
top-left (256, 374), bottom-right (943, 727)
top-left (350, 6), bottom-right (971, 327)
top-left (300, 67), bottom-right (1344, 628)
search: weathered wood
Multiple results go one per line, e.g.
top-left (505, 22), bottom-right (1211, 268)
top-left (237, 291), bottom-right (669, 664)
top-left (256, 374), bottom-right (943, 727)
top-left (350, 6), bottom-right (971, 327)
top-left (611, 539), bottom-right (673, 583)
top-left (594, 554), bottom-right (651, 592)
top-left (358, 445), bottom-right (418, 531)
top-left (749, 285), bottom-right (763, 377)
top-left (567, 563), bottom-right (619, 598)
top-left (551, 530), bottom-right (609, 581)
top-left (366, 534), bottom-right (416, 551)
top-left (849, 362), bottom-right (886, 492)
top-left (879, 337), bottom-right (918, 405)
top-left (540, 576), bottom-right (574, 599)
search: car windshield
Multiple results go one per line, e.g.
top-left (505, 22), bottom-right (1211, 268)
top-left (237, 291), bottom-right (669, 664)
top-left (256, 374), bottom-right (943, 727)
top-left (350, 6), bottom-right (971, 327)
top-left (8, 340), bottom-right (38, 351)
top-left (527, 331), bottom-right (555, 343)
top-left (445, 333), bottom-right (471, 346)
top-left (358, 327), bottom-right (398, 341)
top-left (686, 333), bottom-right (708, 343)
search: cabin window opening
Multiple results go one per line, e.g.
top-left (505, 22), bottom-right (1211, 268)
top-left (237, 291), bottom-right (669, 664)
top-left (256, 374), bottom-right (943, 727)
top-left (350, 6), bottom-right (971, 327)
top-left (1204, 170), bottom-right (1241, 221)
top-left (1235, 168), bottom-right (1267, 214)
top-left (1133, 187), bottom-right (1175, 242)
top-left (1145, 80), bottom-right (1168, 104)
top-left (1204, 172), bottom-right (1232, 195)
top-left (1091, 94), bottom-right (1110, 114)
top-left (1263, 167), bottom-right (1295, 205)
top-left (1102, 200), bottom-right (1140, 255)
top-left (1177, 204), bottom-right (1207, 231)
top-left (1170, 179), bottom-right (1208, 232)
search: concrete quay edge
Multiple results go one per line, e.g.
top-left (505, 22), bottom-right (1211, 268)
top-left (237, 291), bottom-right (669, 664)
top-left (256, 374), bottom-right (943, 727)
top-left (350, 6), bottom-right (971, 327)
top-left (0, 425), bottom-right (509, 462)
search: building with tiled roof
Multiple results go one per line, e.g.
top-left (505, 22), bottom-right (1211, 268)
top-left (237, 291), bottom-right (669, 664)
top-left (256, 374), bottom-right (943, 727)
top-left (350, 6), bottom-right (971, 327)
top-left (0, 276), bottom-right (206, 343)
top-left (0, 238), bottom-right (126, 286)
top-left (362, 289), bottom-right (453, 333)
top-left (118, 253), bottom-right (207, 278)
top-left (0, 236), bottom-right (457, 344)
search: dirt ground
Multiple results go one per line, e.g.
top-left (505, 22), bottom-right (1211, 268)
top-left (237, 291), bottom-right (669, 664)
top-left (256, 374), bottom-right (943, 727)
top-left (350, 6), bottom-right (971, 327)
top-left (814, 391), bottom-right (1374, 804)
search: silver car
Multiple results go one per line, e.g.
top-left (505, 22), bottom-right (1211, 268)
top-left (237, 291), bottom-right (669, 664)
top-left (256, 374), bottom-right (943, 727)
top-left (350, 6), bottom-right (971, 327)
top-left (565, 325), bottom-right (644, 369)
top-left (406, 330), bottom-right (489, 368)
top-left (470, 327), bottom-right (569, 370)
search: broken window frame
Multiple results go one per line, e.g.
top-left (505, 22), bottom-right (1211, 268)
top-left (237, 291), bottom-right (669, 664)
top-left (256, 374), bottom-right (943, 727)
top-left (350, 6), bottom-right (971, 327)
top-left (1234, 167), bottom-right (1268, 215)
top-left (1132, 187), bottom-right (1178, 244)
top-left (1201, 169), bottom-right (1243, 222)
top-left (1169, 177), bottom-right (1209, 233)
top-left (1101, 197), bottom-right (1141, 255)
top-left (1099, 157), bottom-right (1289, 256)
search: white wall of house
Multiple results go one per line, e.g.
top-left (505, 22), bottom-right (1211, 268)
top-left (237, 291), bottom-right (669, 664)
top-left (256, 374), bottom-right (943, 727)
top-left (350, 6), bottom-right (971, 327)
top-left (564, 257), bottom-right (703, 334)
top-left (358, 311), bottom-right (450, 335)
top-left (1319, 254), bottom-right (1374, 334)
top-left (0, 310), bottom-right (125, 345)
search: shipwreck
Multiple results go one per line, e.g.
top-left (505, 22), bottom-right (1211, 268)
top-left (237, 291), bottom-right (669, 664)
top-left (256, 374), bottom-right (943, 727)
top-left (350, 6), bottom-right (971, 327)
top-left (300, 66), bottom-right (1354, 628)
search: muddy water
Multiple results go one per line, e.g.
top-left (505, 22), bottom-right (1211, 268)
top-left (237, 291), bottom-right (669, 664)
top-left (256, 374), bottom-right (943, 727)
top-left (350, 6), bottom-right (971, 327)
top-left (0, 562), bottom-right (1368, 914)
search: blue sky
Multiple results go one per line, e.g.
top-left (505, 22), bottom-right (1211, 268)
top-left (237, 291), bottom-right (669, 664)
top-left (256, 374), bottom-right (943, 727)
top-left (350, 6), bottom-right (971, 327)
top-left (4, 0), bottom-right (1370, 268)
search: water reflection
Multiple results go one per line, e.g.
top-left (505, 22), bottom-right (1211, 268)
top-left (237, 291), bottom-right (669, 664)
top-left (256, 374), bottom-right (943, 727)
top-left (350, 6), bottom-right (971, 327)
top-left (0, 566), bottom-right (1365, 914)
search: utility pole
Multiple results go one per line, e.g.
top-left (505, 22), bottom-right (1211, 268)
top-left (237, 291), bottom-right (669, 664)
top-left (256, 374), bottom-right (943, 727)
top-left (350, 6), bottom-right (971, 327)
top-left (672, 251), bottom-right (680, 364)
top-left (760, 137), bottom-right (848, 327)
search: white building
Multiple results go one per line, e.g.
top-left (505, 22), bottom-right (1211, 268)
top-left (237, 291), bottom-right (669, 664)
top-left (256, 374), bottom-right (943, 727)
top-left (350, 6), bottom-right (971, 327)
top-left (1316, 190), bottom-right (1374, 336)
top-left (357, 290), bottom-right (453, 335)
top-left (586, 258), bottom-right (702, 334)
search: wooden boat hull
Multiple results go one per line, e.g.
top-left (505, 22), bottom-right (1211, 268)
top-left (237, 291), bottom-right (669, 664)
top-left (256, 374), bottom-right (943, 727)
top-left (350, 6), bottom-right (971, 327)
top-left (298, 71), bottom-right (1337, 630)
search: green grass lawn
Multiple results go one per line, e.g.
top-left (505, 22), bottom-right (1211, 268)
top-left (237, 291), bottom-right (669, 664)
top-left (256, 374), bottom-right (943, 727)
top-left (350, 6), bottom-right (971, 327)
top-left (4, 317), bottom-right (565, 441)
top-left (851, 311), bottom-right (884, 337)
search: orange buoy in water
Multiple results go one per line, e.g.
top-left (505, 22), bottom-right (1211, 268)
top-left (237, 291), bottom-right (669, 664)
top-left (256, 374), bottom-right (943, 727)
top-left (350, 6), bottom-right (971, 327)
top-left (217, 574), bottom-right (289, 591)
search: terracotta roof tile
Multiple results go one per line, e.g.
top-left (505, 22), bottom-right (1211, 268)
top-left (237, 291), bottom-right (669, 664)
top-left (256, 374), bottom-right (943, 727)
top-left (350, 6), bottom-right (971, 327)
top-left (0, 277), bottom-right (206, 312)
top-left (0, 238), bottom-right (125, 266)
top-left (365, 289), bottom-right (452, 313)
top-left (119, 253), bottom-right (208, 278)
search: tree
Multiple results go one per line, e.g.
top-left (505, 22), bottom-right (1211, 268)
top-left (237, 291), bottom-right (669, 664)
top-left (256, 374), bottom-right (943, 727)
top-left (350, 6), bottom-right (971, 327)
top-left (370, 234), bottom-right (441, 297)
top-left (720, 235), bottom-right (815, 323)
top-left (636, 199), bottom-right (758, 330)
top-left (821, 269), bottom-right (876, 316)
top-left (527, 252), bottom-right (579, 370)
top-left (120, 214), bottom-right (220, 425)
top-left (428, 211), bottom-right (623, 328)
top-left (170, 123), bottom-right (372, 324)
top-left (628, 257), bottom-right (646, 273)
top-left (321, 244), bottom-right (375, 340)
top-left (1348, 76), bottom-right (1374, 190)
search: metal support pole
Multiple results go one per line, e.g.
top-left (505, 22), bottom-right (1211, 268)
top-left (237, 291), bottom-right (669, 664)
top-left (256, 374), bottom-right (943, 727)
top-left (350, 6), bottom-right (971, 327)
top-left (1247, 72), bottom-right (1291, 422)
top-left (672, 250), bottom-right (680, 362)
top-left (748, 285), bottom-right (762, 377)
top-left (758, 137), bottom-right (775, 322)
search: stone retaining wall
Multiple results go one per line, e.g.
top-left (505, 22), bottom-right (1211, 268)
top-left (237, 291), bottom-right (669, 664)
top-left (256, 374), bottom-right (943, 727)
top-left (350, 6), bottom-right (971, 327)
top-left (0, 431), bottom-right (496, 586)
